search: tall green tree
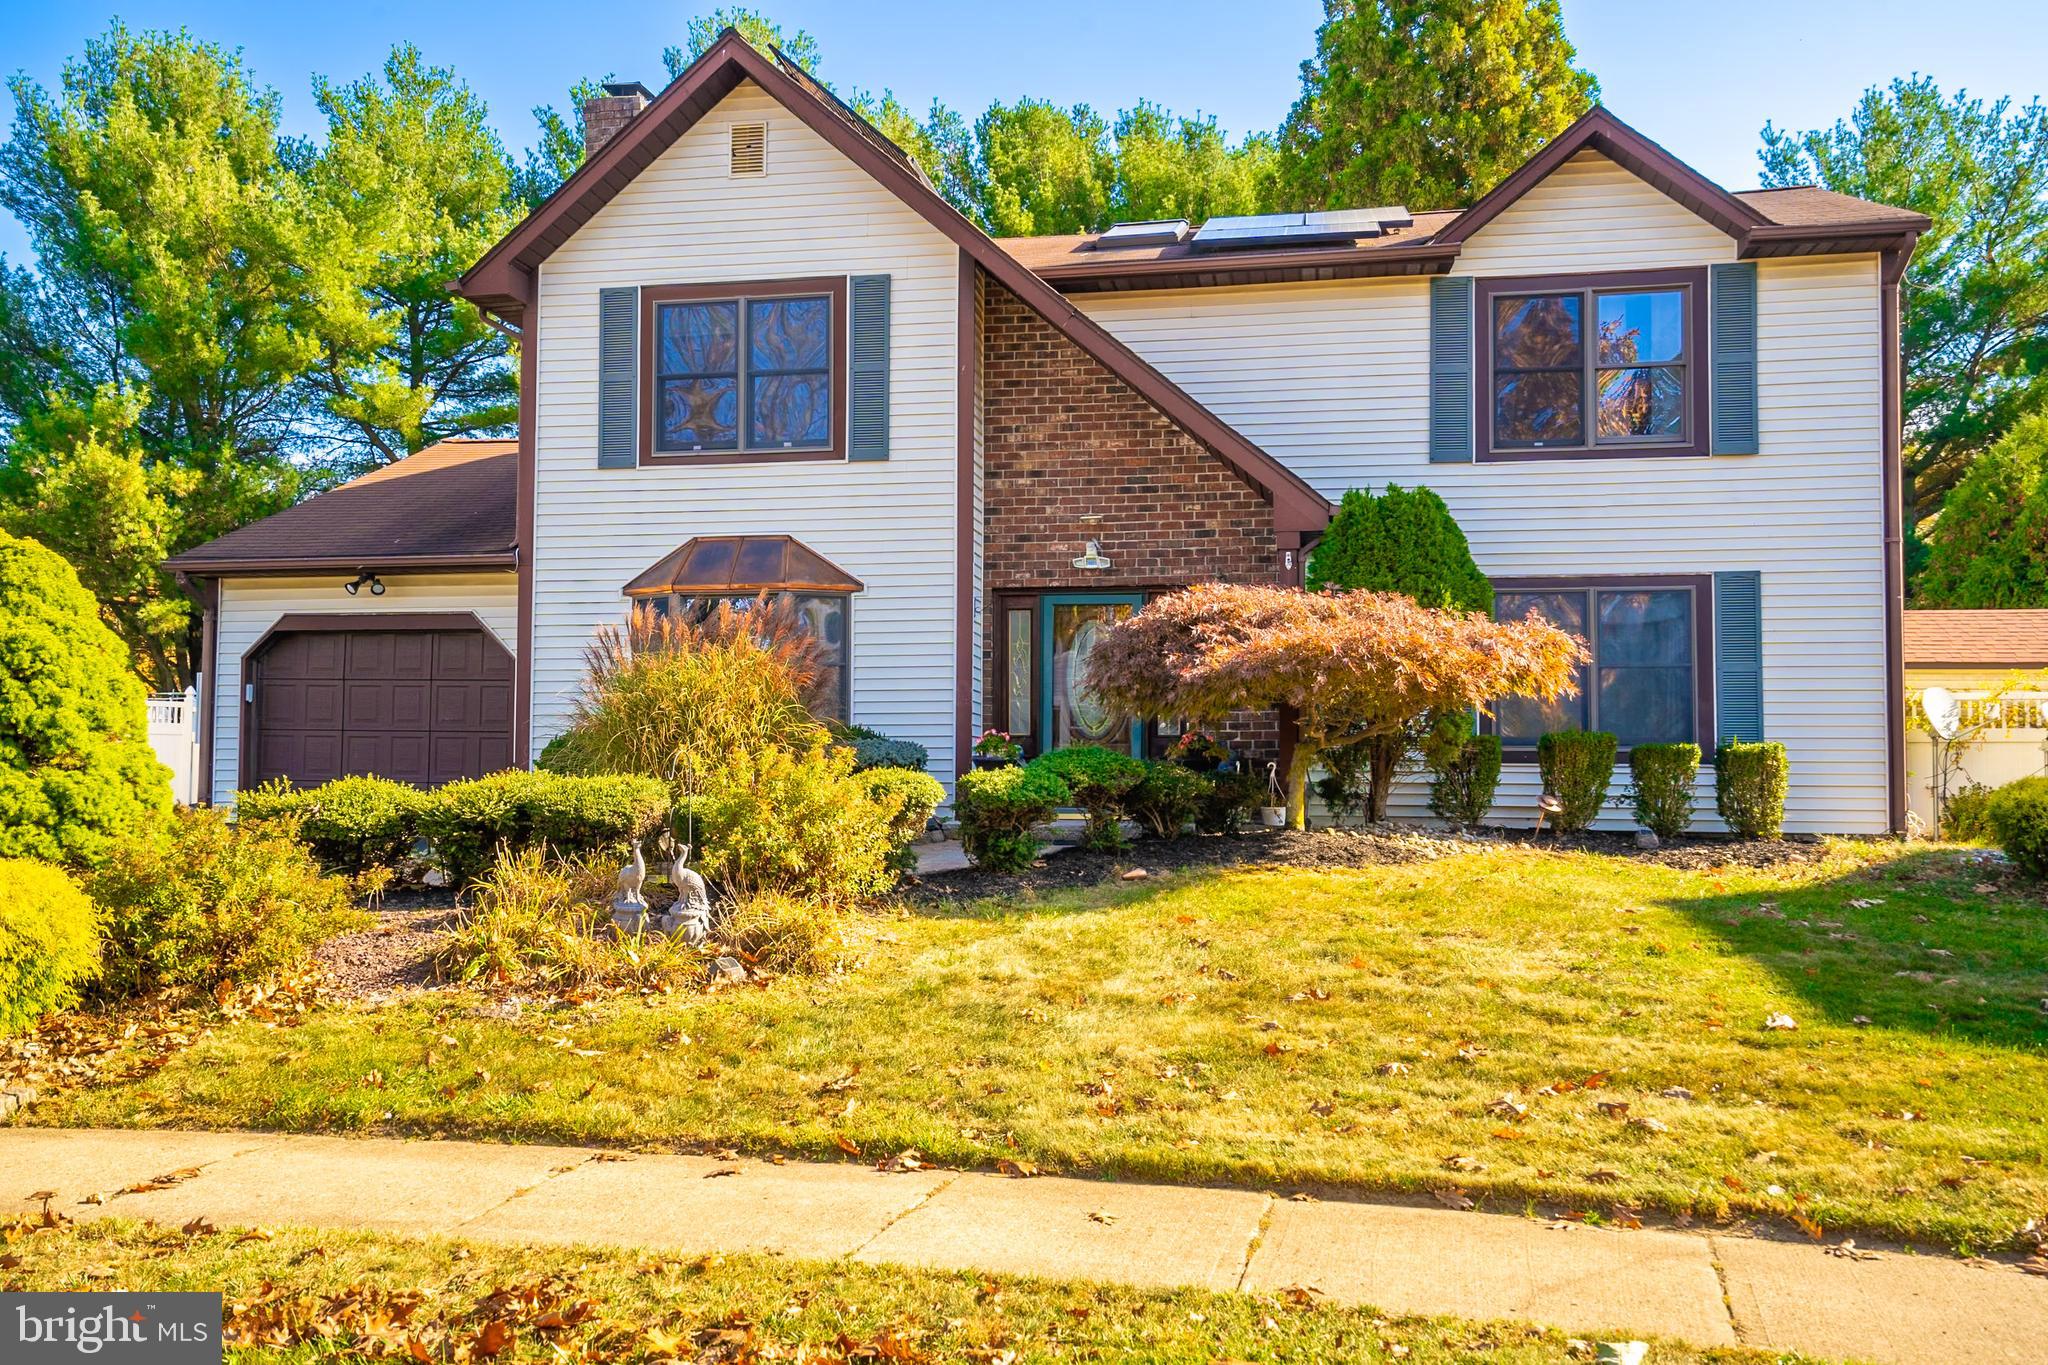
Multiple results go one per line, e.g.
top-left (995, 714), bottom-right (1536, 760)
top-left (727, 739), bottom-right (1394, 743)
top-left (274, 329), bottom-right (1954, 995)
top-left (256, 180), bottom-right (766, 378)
top-left (1112, 103), bottom-right (1276, 225)
top-left (301, 45), bottom-right (521, 471)
top-left (514, 77), bottom-right (606, 208)
top-left (0, 22), bottom-right (338, 465)
top-left (973, 100), bottom-right (1115, 236)
top-left (1761, 78), bottom-right (2048, 527)
top-left (1915, 412), bottom-right (2048, 608)
top-left (667, 7), bottom-right (821, 79)
top-left (0, 387), bottom-right (202, 688)
top-left (1274, 0), bottom-right (1598, 212)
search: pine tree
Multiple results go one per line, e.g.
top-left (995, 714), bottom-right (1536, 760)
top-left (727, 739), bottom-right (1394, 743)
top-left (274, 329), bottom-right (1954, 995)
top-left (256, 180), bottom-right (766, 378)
top-left (1274, 0), bottom-right (1598, 212)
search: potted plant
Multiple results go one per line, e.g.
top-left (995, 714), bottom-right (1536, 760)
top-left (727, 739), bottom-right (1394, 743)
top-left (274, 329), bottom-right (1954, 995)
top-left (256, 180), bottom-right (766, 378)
top-left (971, 729), bottom-right (1024, 770)
top-left (1166, 730), bottom-right (1230, 774)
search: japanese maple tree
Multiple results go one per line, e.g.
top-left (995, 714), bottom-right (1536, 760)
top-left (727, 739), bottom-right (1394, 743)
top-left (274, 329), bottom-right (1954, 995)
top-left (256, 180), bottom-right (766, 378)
top-left (1086, 583), bottom-right (1583, 829)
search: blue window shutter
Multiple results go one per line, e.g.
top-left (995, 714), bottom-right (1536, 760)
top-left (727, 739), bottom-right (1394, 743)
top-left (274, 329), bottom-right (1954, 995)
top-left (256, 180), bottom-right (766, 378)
top-left (597, 286), bottom-right (638, 468)
top-left (1710, 263), bottom-right (1759, 455)
top-left (849, 274), bottom-right (891, 461)
top-left (1429, 276), bottom-right (1474, 462)
top-left (1714, 571), bottom-right (1764, 746)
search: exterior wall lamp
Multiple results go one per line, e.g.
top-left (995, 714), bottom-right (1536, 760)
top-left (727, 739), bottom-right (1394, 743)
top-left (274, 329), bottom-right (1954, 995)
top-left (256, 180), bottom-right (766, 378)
top-left (1071, 539), bottom-right (1111, 571)
top-left (344, 571), bottom-right (386, 597)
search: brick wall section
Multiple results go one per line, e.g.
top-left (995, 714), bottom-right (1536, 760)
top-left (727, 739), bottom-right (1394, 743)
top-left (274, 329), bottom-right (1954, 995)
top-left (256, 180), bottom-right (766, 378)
top-left (979, 275), bottom-right (1281, 764)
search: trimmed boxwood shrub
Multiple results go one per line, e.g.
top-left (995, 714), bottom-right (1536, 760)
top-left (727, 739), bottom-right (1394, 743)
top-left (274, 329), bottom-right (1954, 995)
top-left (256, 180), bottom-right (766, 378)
top-left (956, 763), bottom-right (1069, 871)
top-left (0, 530), bottom-right (171, 866)
top-left (1426, 733), bottom-right (1503, 829)
top-left (1715, 740), bottom-right (1789, 839)
top-left (236, 775), bottom-right (428, 875)
top-left (0, 859), bottom-right (100, 1034)
top-left (1537, 730), bottom-right (1617, 834)
top-left (1629, 742), bottom-right (1700, 840)
top-left (419, 770), bottom-right (671, 889)
top-left (1028, 746), bottom-right (1147, 851)
top-left (1986, 775), bottom-right (2048, 876)
top-left (859, 766), bottom-right (947, 873)
top-left (88, 809), bottom-right (363, 997)
top-left (1128, 760), bottom-right (1211, 838)
top-left (832, 723), bottom-right (930, 773)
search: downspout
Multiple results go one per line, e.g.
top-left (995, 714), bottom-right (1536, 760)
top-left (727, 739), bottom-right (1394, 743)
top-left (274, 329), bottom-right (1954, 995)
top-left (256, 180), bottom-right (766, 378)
top-left (1880, 242), bottom-right (1912, 833)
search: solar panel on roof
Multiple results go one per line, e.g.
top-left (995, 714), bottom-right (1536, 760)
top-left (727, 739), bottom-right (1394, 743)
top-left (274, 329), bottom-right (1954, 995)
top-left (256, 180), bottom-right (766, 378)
top-left (1094, 219), bottom-right (1190, 248)
top-left (1188, 206), bottom-right (1414, 252)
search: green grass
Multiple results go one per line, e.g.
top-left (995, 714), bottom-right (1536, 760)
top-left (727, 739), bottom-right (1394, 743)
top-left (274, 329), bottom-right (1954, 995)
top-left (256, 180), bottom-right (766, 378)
top-left (2, 1216), bottom-right (1830, 1363)
top-left (29, 843), bottom-right (2048, 1251)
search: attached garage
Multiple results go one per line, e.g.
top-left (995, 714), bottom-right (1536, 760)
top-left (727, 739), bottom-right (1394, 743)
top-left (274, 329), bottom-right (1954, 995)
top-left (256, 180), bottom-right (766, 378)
top-left (244, 616), bottom-right (513, 788)
top-left (162, 439), bottom-right (523, 803)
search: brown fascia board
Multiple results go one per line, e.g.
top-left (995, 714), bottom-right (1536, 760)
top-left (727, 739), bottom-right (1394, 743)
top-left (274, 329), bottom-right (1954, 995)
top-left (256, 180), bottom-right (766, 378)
top-left (162, 552), bottom-right (518, 578)
top-left (1035, 241), bottom-right (1461, 293)
top-left (453, 30), bottom-right (1332, 534)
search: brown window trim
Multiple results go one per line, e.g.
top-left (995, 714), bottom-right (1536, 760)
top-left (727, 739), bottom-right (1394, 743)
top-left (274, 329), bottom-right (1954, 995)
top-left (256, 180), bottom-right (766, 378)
top-left (1486, 573), bottom-right (1715, 764)
top-left (638, 276), bottom-right (848, 467)
top-left (1476, 268), bottom-right (1710, 462)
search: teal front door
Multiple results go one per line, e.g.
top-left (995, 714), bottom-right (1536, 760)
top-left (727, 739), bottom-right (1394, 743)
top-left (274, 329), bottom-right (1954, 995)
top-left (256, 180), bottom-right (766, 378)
top-left (1040, 594), bottom-right (1145, 757)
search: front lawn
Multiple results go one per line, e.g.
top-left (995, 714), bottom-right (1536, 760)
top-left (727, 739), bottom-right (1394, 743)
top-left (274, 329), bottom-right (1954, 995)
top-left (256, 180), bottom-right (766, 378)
top-left (27, 841), bottom-right (2048, 1251)
top-left (2, 1215), bottom-right (1823, 1364)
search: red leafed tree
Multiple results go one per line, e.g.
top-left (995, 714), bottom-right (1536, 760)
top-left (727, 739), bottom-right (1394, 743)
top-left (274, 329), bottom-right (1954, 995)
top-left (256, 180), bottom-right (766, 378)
top-left (1086, 584), bottom-right (1585, 829)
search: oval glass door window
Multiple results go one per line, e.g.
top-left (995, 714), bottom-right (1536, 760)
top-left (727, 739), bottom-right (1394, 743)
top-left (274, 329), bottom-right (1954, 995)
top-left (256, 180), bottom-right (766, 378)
top-left (1051, 601), bottom-right (1134, 750)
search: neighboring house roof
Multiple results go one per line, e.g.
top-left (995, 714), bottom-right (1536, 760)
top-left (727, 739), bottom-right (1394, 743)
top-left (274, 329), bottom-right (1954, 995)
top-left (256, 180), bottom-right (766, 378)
top-left (164, 439), bottom-right (518, 577)
top-left (453, 31), bottom-right (1332, 535)
top-left (999, 109), bottom-right (1928, 293)
top-left (1903, 610), bottom-right (2048, 669)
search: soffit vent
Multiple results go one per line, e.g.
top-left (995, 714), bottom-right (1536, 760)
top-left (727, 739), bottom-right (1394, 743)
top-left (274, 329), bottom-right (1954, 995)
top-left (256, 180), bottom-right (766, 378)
top-left (729, 122), bottom-right (767, 177)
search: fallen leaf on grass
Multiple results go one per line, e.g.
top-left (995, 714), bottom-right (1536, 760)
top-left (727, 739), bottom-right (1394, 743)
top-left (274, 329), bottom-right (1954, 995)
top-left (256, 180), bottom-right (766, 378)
top-left (1441, 1154), bottom-right (1485, 1172)
top-left (1627, 1116), bottom-right (1670, 1135)
top-left (180, 1216), bottom-right (216, 1236)
top-left (1487, 1093), bottom-right (1528, 1120)
top-left (1595, 1100), bottom-right (1630, 1119)
top-left (1659, 1086), bottom-right (1694, 1101)
top-left (1430, 1187), bottom-right (1475, 1210)
top-left (832, 1133), bottom-right (862, 1156)
top-left (474, 1320), bottom-right (515, 1358)
top-left (1763, 1013), bottom-right (1799, 1031)
top-left (1792, 1213), bottom-right (1825, 1240)
top-left (996, 1159), bottom-right (1038, 1178)
top-left (1375, 1061), bottom-right (1411, 1076)
top-left (1586, 1169), bottom-right (1622, 1185)
top-left (878, 1149), bottom-right (926, 1174)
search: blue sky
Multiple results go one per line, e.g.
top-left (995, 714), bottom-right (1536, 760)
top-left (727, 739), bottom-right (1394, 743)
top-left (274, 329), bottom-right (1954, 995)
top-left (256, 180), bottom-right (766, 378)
top-left (2, 0), bottom-right (2045, 265)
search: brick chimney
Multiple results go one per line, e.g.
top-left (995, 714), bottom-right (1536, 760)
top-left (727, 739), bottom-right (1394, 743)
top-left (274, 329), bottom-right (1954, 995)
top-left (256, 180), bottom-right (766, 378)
top-left (582, 82), bottom-right (653, 159)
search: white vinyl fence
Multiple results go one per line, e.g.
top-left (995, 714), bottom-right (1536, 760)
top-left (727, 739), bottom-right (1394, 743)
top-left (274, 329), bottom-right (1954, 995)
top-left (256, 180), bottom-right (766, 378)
top-left (147, 689), bottom-right (203, 807)
top-left (1907, 690), bottom-right (2048, 832)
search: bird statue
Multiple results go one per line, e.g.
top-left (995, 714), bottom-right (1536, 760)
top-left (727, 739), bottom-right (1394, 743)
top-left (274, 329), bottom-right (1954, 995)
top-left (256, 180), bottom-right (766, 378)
top-left (657, 833), bottom-right (714, 947)
top-left (611, 838), bottom-right (649, 932)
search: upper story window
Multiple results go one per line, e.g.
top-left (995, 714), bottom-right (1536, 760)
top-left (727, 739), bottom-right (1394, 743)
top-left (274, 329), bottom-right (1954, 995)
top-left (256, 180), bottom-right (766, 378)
top-left (640, 278), bottom-right (847, 465)
top-left (1491, 576), bottom-right (1711, 753)
top-left (1477, 270), bottom-right (1707, 460)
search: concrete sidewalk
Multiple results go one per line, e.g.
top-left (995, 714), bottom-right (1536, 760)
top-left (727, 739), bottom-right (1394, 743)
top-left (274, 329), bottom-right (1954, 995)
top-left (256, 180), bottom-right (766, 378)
top-left (4, 1129), bottom-right (2044, 1363)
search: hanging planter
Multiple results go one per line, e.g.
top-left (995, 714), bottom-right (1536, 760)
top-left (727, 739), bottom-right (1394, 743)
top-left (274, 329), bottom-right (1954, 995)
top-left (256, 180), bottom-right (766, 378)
top-left (1256, 759), bottom-right (1287, 828)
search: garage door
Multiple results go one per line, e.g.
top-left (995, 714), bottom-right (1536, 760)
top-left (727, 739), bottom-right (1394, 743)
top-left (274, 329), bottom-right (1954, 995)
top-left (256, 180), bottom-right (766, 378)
top-left (248, 625), bottom-right (513, 788)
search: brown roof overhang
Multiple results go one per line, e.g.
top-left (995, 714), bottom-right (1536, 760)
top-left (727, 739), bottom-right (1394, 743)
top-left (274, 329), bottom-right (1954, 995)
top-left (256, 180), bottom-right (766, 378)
top-left (452, 31), bottom-right (1332, 535)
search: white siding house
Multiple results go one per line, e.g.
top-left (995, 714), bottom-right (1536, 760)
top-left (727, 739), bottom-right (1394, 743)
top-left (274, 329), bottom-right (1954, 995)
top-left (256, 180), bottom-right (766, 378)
top-left (1071, 157), bottom-right (1890, 833)
top-left (529, 81), bottom-right (965, 788)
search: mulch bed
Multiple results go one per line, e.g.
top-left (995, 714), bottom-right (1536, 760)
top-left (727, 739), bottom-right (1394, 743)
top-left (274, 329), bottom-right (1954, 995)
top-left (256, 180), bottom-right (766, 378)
top-left (315, 891), bottom-right (461, 997)
top-left (905, 824), bottom-right (1833, 903)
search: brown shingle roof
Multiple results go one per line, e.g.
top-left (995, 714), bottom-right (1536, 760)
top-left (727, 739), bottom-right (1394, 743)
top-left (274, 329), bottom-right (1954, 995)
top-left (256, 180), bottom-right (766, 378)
top-left (165, 439), bottom-right (517, 576)
top-left (1903, 610), bottom-right (2048, 668)
top-left (1732, 185), bottom-right (1928, 229)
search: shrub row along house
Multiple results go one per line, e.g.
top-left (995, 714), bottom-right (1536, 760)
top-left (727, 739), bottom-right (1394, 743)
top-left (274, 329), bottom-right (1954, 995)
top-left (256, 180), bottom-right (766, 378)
top-left (166, 31), bottom-right (1925, 833)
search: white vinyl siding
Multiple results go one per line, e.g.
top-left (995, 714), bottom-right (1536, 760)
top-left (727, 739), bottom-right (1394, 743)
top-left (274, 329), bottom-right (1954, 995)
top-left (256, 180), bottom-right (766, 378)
top-left (532, 82), bottom-right (963, 789)
top-left (1074, 155), bottom-right (1887, 833)
top-left (207, 572), bottom-right (518, 804)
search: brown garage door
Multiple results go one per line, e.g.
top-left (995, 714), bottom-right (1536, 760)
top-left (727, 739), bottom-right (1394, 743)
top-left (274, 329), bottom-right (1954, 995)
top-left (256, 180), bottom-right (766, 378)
top-left (248, 624), bottom-right (513, 788)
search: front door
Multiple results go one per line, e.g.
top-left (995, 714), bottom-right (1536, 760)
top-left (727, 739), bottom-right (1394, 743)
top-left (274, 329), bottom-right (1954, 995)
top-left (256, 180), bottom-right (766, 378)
top-left (1040, 594), bottom-right (1144, 757)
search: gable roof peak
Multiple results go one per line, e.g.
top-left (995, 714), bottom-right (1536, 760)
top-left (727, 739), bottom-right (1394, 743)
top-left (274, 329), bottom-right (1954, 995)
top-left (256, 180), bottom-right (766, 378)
top-left (1436, 103), bottom-right (1771, 248)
